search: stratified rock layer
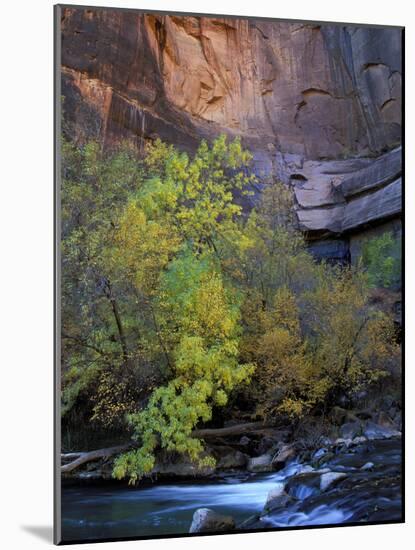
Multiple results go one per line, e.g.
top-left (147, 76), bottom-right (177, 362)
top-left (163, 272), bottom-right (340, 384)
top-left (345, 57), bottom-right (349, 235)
top-left (60, 7), bottom-right (402, 252)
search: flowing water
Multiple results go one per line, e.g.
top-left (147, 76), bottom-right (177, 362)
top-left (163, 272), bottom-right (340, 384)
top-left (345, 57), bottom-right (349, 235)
top-left (61, 438), bottom-right (402, 542)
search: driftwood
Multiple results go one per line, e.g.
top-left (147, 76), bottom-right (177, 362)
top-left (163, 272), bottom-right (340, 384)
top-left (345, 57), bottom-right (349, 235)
top-left (60, 421), bottom-right (275, 473)
top-left (61, 443), bottom-right (135, 473)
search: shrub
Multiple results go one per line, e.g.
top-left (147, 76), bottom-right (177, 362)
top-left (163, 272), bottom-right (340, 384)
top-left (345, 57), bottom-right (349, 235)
top-left (361, 231), bottom-right (401, 288)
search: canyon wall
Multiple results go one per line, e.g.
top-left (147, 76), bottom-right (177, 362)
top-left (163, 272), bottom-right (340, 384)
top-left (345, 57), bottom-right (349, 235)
top-left (60, 7), bottom-right (403, 262)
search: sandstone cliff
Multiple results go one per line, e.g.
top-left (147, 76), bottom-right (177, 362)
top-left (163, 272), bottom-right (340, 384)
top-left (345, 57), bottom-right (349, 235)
top-left (60, 7), bottom-right (403, 262)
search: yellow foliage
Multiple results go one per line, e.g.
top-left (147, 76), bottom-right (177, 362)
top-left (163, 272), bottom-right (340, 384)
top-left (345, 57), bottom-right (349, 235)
top-left (61, 134), bottom-right (400, 484)
top-left (111, 202), bottom-right (180, 294)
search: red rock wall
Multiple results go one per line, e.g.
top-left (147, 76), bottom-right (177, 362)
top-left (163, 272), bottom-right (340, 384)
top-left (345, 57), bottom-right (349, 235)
top-left (59, 7), bottom-right (402, 245)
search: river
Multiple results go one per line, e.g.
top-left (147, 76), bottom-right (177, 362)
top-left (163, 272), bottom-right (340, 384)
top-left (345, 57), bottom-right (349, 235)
top-left (61, 437), bottom-right (402, 542)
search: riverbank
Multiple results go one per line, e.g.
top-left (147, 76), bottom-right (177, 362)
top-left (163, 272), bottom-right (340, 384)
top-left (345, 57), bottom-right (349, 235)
top-left (61, 434), bottom-right (402, 541)
top-left (62, 396), bottom-right (402, 484)
top-left (60, 395), bottom-right (402, 542)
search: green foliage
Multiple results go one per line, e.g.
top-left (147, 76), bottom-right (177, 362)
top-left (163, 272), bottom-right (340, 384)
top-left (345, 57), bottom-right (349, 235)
top-left (237, 182), bottom-right (399, 419)
top-left (110, 136), bottom-right (256, 481)
top-left (113, 255), bottom-right (253, 483)
top-left (361, 231), bottom-right (401, 288)
top-left (62, 133), bottom-right (400, 483)
top-left (62, 134), bottom-right (255, 480)
top-left (61, 139), bottom-right (154, 429)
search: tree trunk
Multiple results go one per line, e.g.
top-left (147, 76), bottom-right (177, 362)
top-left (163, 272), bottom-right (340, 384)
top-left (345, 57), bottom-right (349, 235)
top-left (192, 421), bottom-right (275, 438)
top-left (102, 279), bottom-right (129, 364)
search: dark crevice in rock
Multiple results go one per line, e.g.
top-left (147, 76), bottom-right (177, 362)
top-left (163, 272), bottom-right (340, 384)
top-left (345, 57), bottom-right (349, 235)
top-left (362, 62), bottom-right (389, 72)
top-left (301, 88), bottom-right (332, 98)
top-left (380, 98), bottom-right (396, 111)
top-left (290, 174), bottom-right (308, 182)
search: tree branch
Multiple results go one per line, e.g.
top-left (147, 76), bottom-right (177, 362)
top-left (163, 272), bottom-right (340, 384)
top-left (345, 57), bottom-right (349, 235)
top-left (62, 332), bottom-right (107, 356)
top-left (102, 279), bottom-right (129, 364)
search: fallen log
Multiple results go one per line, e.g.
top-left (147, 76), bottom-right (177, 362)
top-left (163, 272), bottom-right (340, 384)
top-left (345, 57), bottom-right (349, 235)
top-left (61, 452), bottom-right (83, 460)
top-left (60, 421), bottom-right (276, 473)
top-left (192, 421), bottom-right (275, 438)
top-left (61, 443), bottom-right (135, 473)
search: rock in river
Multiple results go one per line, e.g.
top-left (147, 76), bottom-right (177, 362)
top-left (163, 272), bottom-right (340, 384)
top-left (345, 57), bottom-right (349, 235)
top-left (361, 462), bottom-right (375, 471)
top-left (265, 482), bottom-right (286, 504)
top-left (363, 421), bottom-right (401, 440)
top-left (320, 472), bottom-right (347, 491)
top-left (263, 483), bottom-right (294, 513)
top-left (272, 444), bottom-right (296, 468)
top-left (189, 508), bottom-right (235, 534)
top-left (247, 453), bottom-right (273, 473)
top-left (286, 472), bottom-right (322, 499)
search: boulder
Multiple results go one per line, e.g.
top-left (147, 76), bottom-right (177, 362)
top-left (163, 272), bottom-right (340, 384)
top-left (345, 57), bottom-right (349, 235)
top-left (361, 462), bottom-right (375, 471)
top-left (265, 482), bottom-right (286, 504)
top-left (272, 444), bottom-right (296, 468)
top-left (286, 472), bottom-right (321, 499)
top-left (263, 494), bottom-right (293, 514)
top-left (334, 437), bottom-right (353, 448)
top-left (247, 453), bottom-right (273, 473)
top-left (152, 461), bottom-right (214, 478)
top-left (263, 482), bottom-right (294, 512)
top-left (320, 472), bottom-right (347, 491)
top-left (217, 450), bottom-right (249, 470)
top-left (312, 451), bottom-right (335, 468)
top-left (298, 464), bottom-right (315, 474)
top-left (363, 421), bottom-right (401, 440)
top-left (318, 436), bottom-right (334, 447)
top-left (313, 448), bottom-right (327, 460)
top-left (339, 421), bottom-right (362, 440)
top-left (189, 508), bottom-right (235, 534)
top-left (77, 470), bottom-right (105, 480)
